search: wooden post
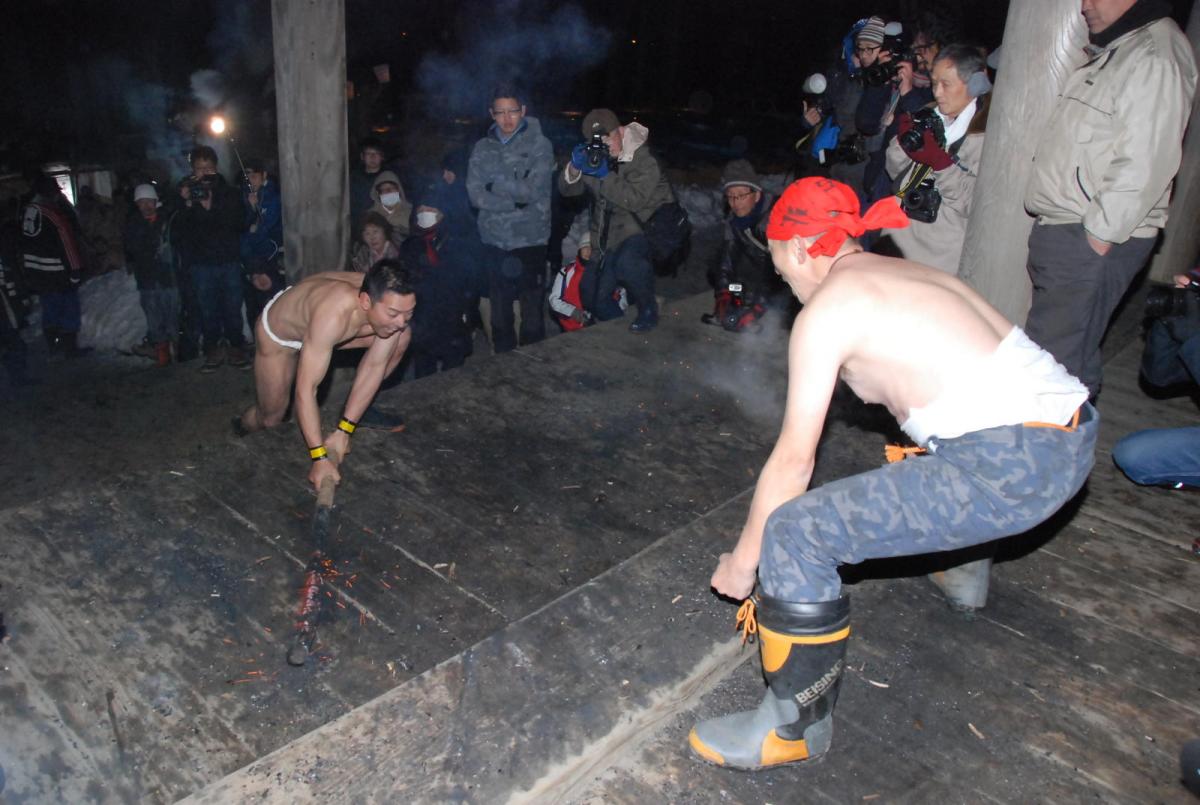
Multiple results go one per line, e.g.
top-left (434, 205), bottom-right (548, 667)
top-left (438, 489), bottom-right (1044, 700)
top-left (1147, 0), bottom-right (1200, 283)
top-left (957, 0), bottom-right (1087, 325)
top-left (271, 0), bottom-right (349, 282)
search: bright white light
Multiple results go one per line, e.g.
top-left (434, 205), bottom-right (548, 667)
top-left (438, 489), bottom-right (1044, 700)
top-left (209, 115), bottom-right (227, 135)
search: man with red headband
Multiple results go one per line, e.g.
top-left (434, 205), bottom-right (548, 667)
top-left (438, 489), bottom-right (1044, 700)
top-left (688, 177), bottom-right (1096, 771)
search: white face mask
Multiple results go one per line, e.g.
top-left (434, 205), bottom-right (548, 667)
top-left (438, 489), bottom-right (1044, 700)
top-left (380, 191), bottom-right (401, 207)
top-left (416, 210), bottom-right (439, 229)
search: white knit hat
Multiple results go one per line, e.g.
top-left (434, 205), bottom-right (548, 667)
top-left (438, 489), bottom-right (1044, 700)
top-left (133, 184), bottom-right (159, 203)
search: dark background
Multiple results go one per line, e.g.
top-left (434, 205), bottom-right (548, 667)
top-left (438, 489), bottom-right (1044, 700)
top-left (0, 0), bottom-right (1189, 181)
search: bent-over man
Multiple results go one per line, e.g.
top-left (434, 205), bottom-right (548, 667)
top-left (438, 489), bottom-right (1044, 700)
top-left (689, 178), bottom-right (1095, 770)
top-left (237, 260), bottom-right (416, 491)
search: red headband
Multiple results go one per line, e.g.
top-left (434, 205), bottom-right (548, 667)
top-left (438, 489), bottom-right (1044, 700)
top-left (767, 177), bottom-right (909, 257)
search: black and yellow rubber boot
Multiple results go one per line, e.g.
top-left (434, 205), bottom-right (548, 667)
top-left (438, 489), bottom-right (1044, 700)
top-left (689, 594), bottom-right (850, 770)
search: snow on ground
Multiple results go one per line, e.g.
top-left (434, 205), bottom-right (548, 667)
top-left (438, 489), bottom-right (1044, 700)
top-left (78, 270), bottom-right (146, 352)
top-left (676, 173), bottom-right (788, 230)
top-left (50, 175), bottom-right (791, 354)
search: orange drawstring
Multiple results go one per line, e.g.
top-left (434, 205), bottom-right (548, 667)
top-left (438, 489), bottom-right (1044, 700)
top-left (736, 598), bottom-right (758, 645)
top-left (885, 444), bottom-right (927, 463)
top-left (887, 406), bottom-right (1082, 464)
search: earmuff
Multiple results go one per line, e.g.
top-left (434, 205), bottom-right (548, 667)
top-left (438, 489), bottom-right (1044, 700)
top-left (966, 70), bottom-right (993, 98)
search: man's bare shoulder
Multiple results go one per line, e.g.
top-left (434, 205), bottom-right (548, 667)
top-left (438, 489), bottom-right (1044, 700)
top-left (268, 272), bottom-right (363, 344)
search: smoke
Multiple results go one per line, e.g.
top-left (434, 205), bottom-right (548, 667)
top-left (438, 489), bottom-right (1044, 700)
top-left (189, 69), bottom-right (227, 110)
top-left (700, 321), bottom-right (790, 428)
top-left (416, 2), bottom-right (611, 117)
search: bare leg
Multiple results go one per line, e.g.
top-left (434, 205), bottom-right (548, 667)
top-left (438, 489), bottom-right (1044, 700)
top-left (240, 320), bottom-right (299, 432)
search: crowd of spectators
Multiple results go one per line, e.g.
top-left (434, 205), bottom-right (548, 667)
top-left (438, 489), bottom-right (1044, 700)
top-left (1, 1), bottom-right (1196, 499)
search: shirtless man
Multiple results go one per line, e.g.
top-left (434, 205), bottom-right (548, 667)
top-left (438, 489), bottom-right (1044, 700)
top-left (688, 178), bottom-right (1096, 771)
top-left (237, 260), bottom-right (416, 491)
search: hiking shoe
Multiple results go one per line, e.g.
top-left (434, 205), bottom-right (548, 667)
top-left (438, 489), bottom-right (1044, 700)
top-left (200, 345), bottom-right (225, 373)
top-left (130, 339), bottom-right (158, 359)
top-left (629, 305), bottom-right (659, 333)
top-left (226, 345), bottom-right (251, 369)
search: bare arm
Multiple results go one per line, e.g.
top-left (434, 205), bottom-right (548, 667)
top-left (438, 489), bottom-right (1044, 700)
top-left (344, 328), bottom-right (410, 422)
top-left (711, 307), bottom-right (843, 599)
top-left (293, 308), bottom-right (347, 489)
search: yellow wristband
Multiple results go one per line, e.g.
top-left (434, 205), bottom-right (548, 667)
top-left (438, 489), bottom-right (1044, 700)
top-left (309, 446), bottom-right (328, 461)
top-left (337, 417), bottom-right (357, 435)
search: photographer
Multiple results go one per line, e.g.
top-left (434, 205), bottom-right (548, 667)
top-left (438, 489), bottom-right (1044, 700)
top-left (558, 108), bottom-right (674, 333)
top-left (793, 73), bottom-right (843, 178)
top-left (1112, 270), bottom-right (1200, 489)
top-left (703, 159), bottom-right (779, 332)
top-left (877, 44), bottom-right (990, 275)
top-left (174, 145), bottom-right (248, 372)
top-left (855, 19), bottom-right (933, 204)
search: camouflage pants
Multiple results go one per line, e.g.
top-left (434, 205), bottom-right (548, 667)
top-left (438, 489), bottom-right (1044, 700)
top-left (759, 404), bottom-right (1097, 602)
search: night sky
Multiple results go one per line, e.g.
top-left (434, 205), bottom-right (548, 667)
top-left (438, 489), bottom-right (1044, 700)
top-left (0, 0), bottom-right (1186, 181)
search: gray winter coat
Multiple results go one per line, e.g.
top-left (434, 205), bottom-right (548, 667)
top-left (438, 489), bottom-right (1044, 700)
top-left (467, 116), bottom-right (555, 251)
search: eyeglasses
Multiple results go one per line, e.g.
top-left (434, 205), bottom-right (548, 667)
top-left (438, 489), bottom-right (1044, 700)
top-left (491, 107), bottom-right (522, 118)
top-left (913, 43), bottom-right (936, 53)
top-left (855, 45), bottom-right (881, 54)
top-left (725, 190), bottom-right (756, 203)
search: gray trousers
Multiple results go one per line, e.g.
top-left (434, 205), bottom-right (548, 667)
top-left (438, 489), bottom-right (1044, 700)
top-left (759, 405), bottom-right (1097, 602)
top-left (1024, 222), bottom-right (1156, 397)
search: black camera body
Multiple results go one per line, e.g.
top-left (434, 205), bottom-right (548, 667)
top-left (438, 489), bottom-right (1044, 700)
top-left (860, 32), bottom-right (916, 88)
top-left (899, 107), bottom-right (946, 153)
top-left (1145, 279), bottom-right (1200, 320)
top-left (829, 135), bottom-right (867, 166)
top-left (183, 175), bottom-right (216, 201)
top-left (584, 133), bottom-right (611, 170)
top-left (901, 178), bottom-right (942, 224)
top-left (701, 283), bottom-right (766, 333)
top-left (803, 91), bottom-right (835, 119)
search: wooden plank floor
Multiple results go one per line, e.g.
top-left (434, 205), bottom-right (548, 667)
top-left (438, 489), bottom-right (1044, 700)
top-left (0, 293), bottom-right (838, 803)
top-left (4, 288), bottom-right (1198, 803)
top-left (573, 334), bottom-right (1200, 804)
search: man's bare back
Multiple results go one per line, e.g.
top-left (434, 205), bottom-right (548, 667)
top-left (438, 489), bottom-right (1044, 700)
top-left (240, 264), bottom-right (417, 491)
top-left (690, 177), bottom-right (1096, 774)
top-left (260, 272), bottom-right (392, 353)
top-left (800, 252), bottom-right (1013, 424)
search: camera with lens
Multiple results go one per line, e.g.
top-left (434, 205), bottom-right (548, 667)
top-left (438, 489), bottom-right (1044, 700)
top-left (1144, 278), bottom-right (1200, 320)
top-left (899, 107), bottom-right (946, 154)
top-left (182, 175), bottom-right (215, 201)
top-left (584, 133), bottom-right (611, 171)
top-left (701, 282), bottom-right (766, 333)
top-left (860, 28), bottom-right (915, 87)
top-left (901, 177), bottom-right (942, 224)
top-left (829, 134), bottom-right (867, 165)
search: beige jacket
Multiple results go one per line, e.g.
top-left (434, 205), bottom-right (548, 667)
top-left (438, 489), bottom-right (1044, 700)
top-left (882, 103), bottom-right (987, 275)
top-left (369, 170), bottom-right (412, 241)
top-left (559, 122), bottom-right (674, 254)
top-left (1024, 18), bottom-right (1197, 243)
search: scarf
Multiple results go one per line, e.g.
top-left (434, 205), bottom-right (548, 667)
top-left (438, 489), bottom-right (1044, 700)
top-left (1089, 0), bottom-right (1172, 49)
top-left (731, 194), bottom-right (766, 234)
top-left (938, 98), bottom-right (977, 147)
top-left (421, 229), bottom-right (441, 266)
top-left (767, 177), bottom-right (910, 256)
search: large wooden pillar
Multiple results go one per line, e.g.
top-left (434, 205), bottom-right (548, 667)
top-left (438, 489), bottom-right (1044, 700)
top-left (958, 0), bottom-right (1087, 324)
top-left (1147, 1), bottom-right (1200, 283)
top-left (271, 0), bottom-right (349, 281)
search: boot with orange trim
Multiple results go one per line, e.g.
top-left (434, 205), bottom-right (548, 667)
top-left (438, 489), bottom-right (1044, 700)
top-left (689, 594), bottom-right (850, 770)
